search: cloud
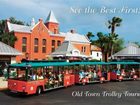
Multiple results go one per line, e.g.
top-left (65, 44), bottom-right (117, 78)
top-left (0, 0), bottom-right (140, 42)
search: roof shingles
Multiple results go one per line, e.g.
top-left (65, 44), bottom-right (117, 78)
top-left (0, 42), bottom-right (22, 56)
top-left (113, 43), bottom-right (140, 57)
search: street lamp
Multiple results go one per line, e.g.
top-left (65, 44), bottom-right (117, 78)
top-left (25, 52), bottom-right (29, 60)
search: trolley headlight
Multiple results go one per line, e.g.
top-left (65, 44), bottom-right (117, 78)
top-left (133, 75), bottom-right (138, 79)
top-left (30, 86), bottom-right (34, 91)
top-left (14, 83), bottom-right (17, 86)
top-left (83, 79), bottom-right (86, 82)
top-left (119, 76), bottom-right (123, 80)
top-left (67, 81), bottom-right (69, 85)
top-left (101, 77), bottom-right (104, 81)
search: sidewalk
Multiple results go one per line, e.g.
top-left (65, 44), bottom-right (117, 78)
top-left (0, 77), bottom-right (8, 90)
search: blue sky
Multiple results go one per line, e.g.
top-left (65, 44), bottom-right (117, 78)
top-left (0, 0), bottom-right (140, 42)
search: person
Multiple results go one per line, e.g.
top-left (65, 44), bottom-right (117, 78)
top-left (48, 73), bottom-right (54, 87)
top-left (93, 70), bottom-right (97, 80)
top-left (79, 70), bottom-right (85, 81)
top-left (116, 69), bottom-right (121, 76)
top-left (121, 69), bottom-right (126, 77)
top-left (32, 73), bottom-right (36, 80)
top-left (38, 73), bottom-right (44, 80)
top-left (58, 71), bottom-right (63, 82)
top-left (97, 69), bottom-right (102, 78)
top-left (88, 69), bottom-right (93, 81)
top-left (130, 68), bottom-right (136, 77)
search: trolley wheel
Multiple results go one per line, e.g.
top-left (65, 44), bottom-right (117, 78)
top-left (100, 81), bottom-right (103, 84)
top-left (133, 78), bottom-right (136, 81)
top-left (82, 82), bottom-right (86, 85)
top-left (36, 87), bottom-right (42, 95)
top-left (119, 79), bottom-right (122, 82)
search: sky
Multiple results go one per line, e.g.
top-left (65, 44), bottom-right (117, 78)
top-left (0, 0), bottom-right (140, 43)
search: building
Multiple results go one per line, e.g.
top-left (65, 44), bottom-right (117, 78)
top-left (0, 41), bottom-right (22, 75)
top-left (90, 45), bottom-right (102, 60)
top-left (60, 30), bottom-right (90, 56)
top-left (6, 11), bottom-right (90, 61)
top-left (51, 41), bottom-right (88, 60)
top-left (111, 43), bottom-right (140, 62)
top-left (0, 41), bottom-right (22, 64)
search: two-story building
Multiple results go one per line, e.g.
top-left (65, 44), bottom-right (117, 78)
top-left (6, 11), bottom-right (90, 61)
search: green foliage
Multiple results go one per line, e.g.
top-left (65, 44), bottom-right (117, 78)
top-left (91, 32), bottom-right (124, 62)
top-left (108, 17), bottom-right (122, 34)
top-left (0, 20), bottom-right (6, 35)
top-left (113, 38), bottom-right (124, 53)
top-left (107, 17), bottom-right (123, 57)
top-left (0, 31), bottom-right (17, 47)
top-left (133, 42), bottom-right (140, 47)
top-left (9, 17), bottom-right (24, 25)
top-left (90, 17), bottom-right (124, 61)
top-left (86, 32), bottom-right (94, 41)
top-left (0, 17), bottom-right (24, 47)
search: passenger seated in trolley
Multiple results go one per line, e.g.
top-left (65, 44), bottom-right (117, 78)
top-left (48, 72), bottom-right (56, 87)
top-left (121, 69), bottom-right (126, 77)
top-left (37, 72), bottom-right (44, 80)
top-left (88, 69), bottom-right (93, 81)
top-left (97, 69), bottom-right (102, 78)
top-left (116, 68), bottom-right (121, 78)
top-left (58, 71), bottom-right (63, 86)
top-left (79, 70), bottom-right (85, 82)
top-left (31, 72), bottom-right (37, 80)
top-left (130, 68), bottom-right (136, 77)
top-left (93, 70), bottom-right (97, 80)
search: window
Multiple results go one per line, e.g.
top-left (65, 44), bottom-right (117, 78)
top-left (84, 46), bottom-right (86, 52)
top-left (81, 47), bottom-right (83, 52)
top-left (52, 47), bottom-right (55, 52)
top-left (54, 29), bottom-right (57, 34)
top-left (22, 37), bottom-right (27, 52)
top-left (57, 41), bottom-right (61, 46)
top-left (81, 46), bottom-right (86, 53)
top-left (42, 39), bottom-right (46, 53)
top-left (52, 40), bottom-right (55, 52)
top-left (34, 38), bottom-right (38, 53)
top-left (97, 53), bottom-right (99, 57)
top-left (52, 40), bottom-right (55, 46)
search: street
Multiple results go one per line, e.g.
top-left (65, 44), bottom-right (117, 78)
top-left (0, 81), bottom-right (140, 105)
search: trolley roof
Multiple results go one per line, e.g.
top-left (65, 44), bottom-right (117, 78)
top-left (107, 61), bottom-right (140, 65)
top-left (9, 60), bottom-right (140, 68)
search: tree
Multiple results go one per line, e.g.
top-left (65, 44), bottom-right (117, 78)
top-left (0, 17), bottom-right (24, 47)
top-left (91, 17), bottom-right (123, 62)
top-left (108, 17), bottom-right (122, 34)
top-left (94, 32), bottom-right (109, 62)
top-left (113, 38), bottom-right (124, 53)
top-left (0, 20), bottom-right (6, 35)
top-left (91, 32), bottom-right (124, 62)
top-left (86, 32), bottom-right (94, 41)
top-left (107, 17), bottom-right (122, 56)
top-left (133, 42), bottom-right (140, 47)
top-left (0, 31), bottom-right (17, 47)
top-left (9, 17), bottom-right (24, 25)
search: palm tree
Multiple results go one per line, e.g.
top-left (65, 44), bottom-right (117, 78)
top-left (107, 17), bottom-right (122, 56)
top-left (95, 32), bottom-right (109, 62)
top-left (108, 17), bottom-right (122, 34)
top-left (86, 32), bottom-right (94, 41)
